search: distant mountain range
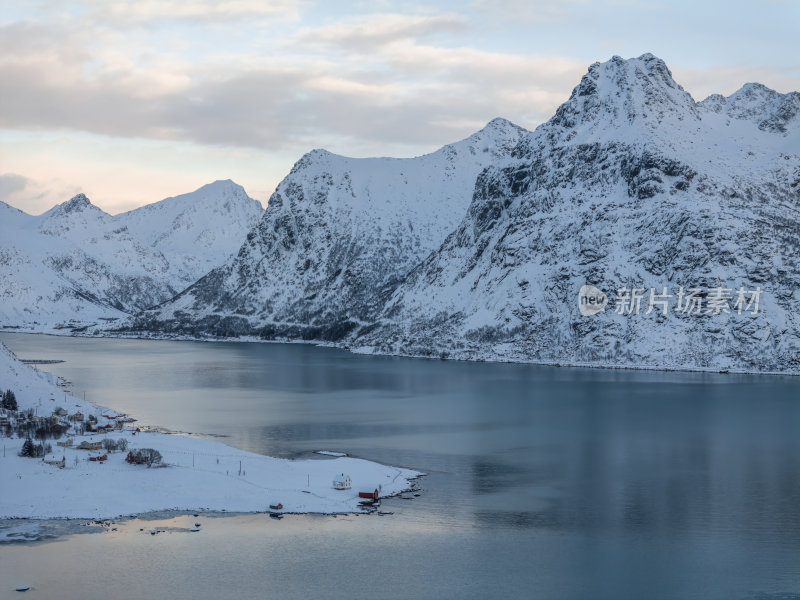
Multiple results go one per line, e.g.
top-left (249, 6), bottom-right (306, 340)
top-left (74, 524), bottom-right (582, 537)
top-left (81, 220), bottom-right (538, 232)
top-left (4, 53), bottom-right (799, 373)
top-left (0, 180), bottom-right (262, 329)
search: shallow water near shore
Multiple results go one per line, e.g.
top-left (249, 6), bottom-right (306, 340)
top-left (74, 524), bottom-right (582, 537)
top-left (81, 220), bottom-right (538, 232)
top-left (1, 332), bottom-right (800, 600)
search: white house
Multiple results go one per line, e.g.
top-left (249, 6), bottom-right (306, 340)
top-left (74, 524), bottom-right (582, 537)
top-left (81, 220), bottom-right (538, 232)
top-left (333, 473), bottom-right (351, 490)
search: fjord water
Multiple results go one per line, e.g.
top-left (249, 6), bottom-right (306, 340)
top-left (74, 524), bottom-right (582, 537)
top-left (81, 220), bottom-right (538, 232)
top-left (1, 333), bottom-right (799, 600)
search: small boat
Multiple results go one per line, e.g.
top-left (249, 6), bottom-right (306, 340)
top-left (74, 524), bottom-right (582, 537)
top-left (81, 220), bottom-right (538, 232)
top-left (378, 511), bottom-right (393, 516)
top-left (269, 513), bottom-right (283, 520)
top-left (190, 528), bottom-right (200, 532)
top-left (16, 586), bottom-right (30, 592)
top-left (269, 503), bottom-right (283, 510)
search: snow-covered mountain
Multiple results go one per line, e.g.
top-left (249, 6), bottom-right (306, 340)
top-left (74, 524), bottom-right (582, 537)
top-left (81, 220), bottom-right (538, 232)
top-left (117, 180), bottom-right (264, 285)
top-left (354, 54), bottom-right (800, 372)
top-left (0, 180), bottom-right (262, 329)
top-left (129, 119), bottom-right (527, 338)
top-left (88, 53), bottom-right (800, 373)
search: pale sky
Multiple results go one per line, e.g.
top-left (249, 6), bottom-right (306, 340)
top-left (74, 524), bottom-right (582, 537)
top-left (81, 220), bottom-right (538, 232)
top-left (1, 0), bottom-right (798, 215)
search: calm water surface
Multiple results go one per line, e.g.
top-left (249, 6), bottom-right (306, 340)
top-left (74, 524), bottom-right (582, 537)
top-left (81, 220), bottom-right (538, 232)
top-left (1, 332), bottom-right (799, 600)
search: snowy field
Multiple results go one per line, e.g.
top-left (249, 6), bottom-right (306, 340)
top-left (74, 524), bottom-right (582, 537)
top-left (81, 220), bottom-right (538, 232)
top-left (0, 342), bottom-right (421, 519)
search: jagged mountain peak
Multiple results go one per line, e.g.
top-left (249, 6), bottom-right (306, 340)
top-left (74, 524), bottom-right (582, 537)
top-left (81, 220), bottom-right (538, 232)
top-left (546, 53), bottom-right (699, 137)
top-left (39, 192), bottom-right (110, 228)
top-left (65, 192), bottom-right (91, 207)
top-left (470, 117), bottom-right (526, 139)
top-left (53, 193), bottom-right (103, 215)
top-left (452, 118), bottom-right (528, 158)
top-left (699, 82), bottom-right (800, 134)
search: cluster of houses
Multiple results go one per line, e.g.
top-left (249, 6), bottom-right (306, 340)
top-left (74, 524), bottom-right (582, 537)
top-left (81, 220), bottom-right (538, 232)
top-left (2, 402), bottom-right (139, 467)
top-left (4, 405), bottom-right (127, 434)
top-left (2, 406), bottom-right (84, 427)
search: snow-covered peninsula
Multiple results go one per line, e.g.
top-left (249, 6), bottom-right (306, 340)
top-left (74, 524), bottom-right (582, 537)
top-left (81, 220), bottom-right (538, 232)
top-left (0, 342), bottom-right (420, 519)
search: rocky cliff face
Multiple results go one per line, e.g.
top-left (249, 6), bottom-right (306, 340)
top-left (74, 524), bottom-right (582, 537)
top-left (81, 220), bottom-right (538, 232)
top-left (354, 54), bottom-right (800, 372)
top-left (0, 181), bottom-right (262, 329)
top-left (132, 119), bottom-right (527, 339)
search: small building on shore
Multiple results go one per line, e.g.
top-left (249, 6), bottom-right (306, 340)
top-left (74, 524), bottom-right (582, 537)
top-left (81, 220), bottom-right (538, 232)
top-left (333, 473), bottom-right (351, 490)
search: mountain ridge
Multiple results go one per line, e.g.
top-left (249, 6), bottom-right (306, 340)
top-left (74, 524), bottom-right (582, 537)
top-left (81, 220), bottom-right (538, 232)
top-left (0, 181), bottom-right (263, 329)
top-left (127, 117), bottom-right (529, 339)
top-left (12, 53), bottom-right (800, 374)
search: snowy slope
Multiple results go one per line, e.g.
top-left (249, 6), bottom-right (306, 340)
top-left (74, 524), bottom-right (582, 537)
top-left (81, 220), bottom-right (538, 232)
top-left (117, 180), bottom-right (263, 285)
top-left (354, 54), bottom-right (800, 372)
top-left (0, 181), bottom-right (262, 330)
top-left (128, 119), bottom-right (527, 339)
top-left (0, 198), bottom-right (132, 327)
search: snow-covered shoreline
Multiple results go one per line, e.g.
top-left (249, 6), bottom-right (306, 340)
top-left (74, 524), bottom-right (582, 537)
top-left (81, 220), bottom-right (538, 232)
top-left (0, 341), bottom-right (422, 520)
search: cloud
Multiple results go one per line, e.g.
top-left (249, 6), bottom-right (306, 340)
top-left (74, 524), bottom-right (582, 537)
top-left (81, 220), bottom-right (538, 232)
top-left (0, 13), bottom-right (590, 155)
top-left (296, 12), bottom-right (468, 50)
top-left (0, 171), bottom-right (81, 215)
top-left (0, 173), bottom-right (30, 199)
top-left (86, 0), bottom-right (304, 23)
top-left (470, 0), bottom-right (591, 25)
